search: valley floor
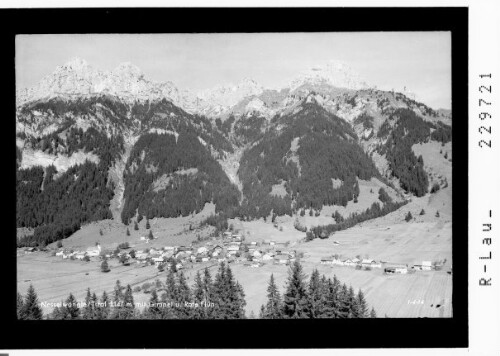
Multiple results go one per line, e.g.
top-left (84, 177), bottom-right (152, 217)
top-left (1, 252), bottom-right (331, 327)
top-left (17, 187), bottom-right (452, 318)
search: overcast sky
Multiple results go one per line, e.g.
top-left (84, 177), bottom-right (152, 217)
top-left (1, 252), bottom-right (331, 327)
top-left (16, 32), bottom-right (451, 109)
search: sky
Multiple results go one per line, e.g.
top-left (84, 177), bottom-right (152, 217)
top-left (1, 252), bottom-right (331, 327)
top-left (16, 32), bottom-right (451, 109)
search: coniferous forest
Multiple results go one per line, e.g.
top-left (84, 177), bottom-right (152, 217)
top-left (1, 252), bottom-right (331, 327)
top-left (377, 108), bottom-right (452, 197)
top-left (16, 94), bottom-right (451, 247)
top-left (237, 101), bottom-right (380, 219)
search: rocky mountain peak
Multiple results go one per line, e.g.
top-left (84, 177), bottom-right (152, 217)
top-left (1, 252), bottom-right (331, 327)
top-left (290, 60), bottom-right (373, 92)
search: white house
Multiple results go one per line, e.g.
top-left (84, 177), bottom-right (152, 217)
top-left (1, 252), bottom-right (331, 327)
top-left (422, 261), bottom-right (432, 271)
top-left (343, 259), bottom-right (355, 267)
top-left (140, 236), bottom-right (147, 241)
top-left (197, 246), bottom-right (208, 255)
top-left (55, 251), bottom-right (64, 257)
top-left (175, 263), bottom-right (183, 270)
top-left (385, 265), bottom-right (408, 274)
top-left (414, 261), bottom-right (433, 271)
top-left (86, 244), bottom-right (101, 257)
top-left (262, 253), bottom-right (274, 261)
top-left (153, 257), bottom-right (164, 267)
top-left (75, 253), bottom-right (86, 260)
top-left (202, 257), bottom-right (210, 262)
top-left (274, 254), bottom-right (289, 264)
top-left (227, 245), bottom-right (240, 252)
top-left (253, 250), bottom-right (262, 258)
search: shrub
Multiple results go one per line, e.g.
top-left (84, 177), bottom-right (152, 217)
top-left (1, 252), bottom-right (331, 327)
top-left (83, 255), bottom-right (90, 262)
top-left (133, 286), bottom-right (141, 293)
top-left (404, 211), bottom-right (413, 222)
top-left (419, 209), bottom-right (425, 216)
top-left (435, 211), bottom-right (440, 218)
top-left (57, 240), bottom-right (63, 248)
top-left (101, 260), bottom-right (110, 272)
top-left (118, 242), bottom-right (130, 249)
top-left (430, 183), bottom-right (440, 194)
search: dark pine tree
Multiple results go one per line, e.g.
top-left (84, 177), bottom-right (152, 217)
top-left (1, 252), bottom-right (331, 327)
top-left (64, 293), bottom-right (81, 320)
top-left (176, 272), bottom-right (192, 319)
top-left (21, 284), bottom-right (43, 320)
top-left (82, 288), bottom-right (95, 319)
top-left (261, 274), bottom-right (283, 319)
top-left (145, 289), bottom-right (162, 319)
top-left (17, 292), bottom-right (25, 319)
top-left (122, 284), bottom-right (136, 319)
top-left (282, 261), bottom-right (309, 318)
top-left (308, 269), bottom-right (323, 318)
top-left (96, 291), bottom-right (110, 320)
top-left (355, 290), bottom-right (369, 318)
top-left (192, 271), bottom-right (208, 319)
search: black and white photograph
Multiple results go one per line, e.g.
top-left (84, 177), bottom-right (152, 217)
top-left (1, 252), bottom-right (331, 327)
top-left (15, 31), bottom-right (454, 321)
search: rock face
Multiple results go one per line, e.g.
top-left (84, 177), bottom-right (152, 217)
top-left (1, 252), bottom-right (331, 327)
top-left (16, 59), bottom-right (374, 119)
top-left (289, 60), bottom-right (373, 92)
top-left (16, 58), bottom-right (201, 113)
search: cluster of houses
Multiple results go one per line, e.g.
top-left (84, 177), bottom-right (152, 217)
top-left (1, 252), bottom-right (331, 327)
top-left (320, 257), bottom-right (383, 269)
top-left (320, 256), bottom-right (434, 274)
top-left (54, 244), bottom-right (102, 260)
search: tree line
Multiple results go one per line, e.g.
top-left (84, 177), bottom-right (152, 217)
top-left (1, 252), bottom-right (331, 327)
top-left (260, 262), bottom-right (377, 318)
top-left (307, 199), bottom-right (407, 241)
top-left (18, 263), bottom-right (246, 320)
top-left (18, 262), bottom-right (376, 320)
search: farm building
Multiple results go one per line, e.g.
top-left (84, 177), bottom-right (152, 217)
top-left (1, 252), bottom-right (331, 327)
top-left (274, 254), bottom-right (289, 264)
top-left (343, 259), bottom-right (356, 267)
top-left (385, 265), bottom-right (408, 274)
top-left (361, 259), bottom-right (382, 269)
top-left (253, 250), bottom-right (262, 258)
top-left (197, 246), bottom-right (208, 254)
top-left (223, 232), bottom-right (232, 238)
top-left (413, 261), bottom-right (433, 271)
top-left (321, 258), bottom-right (334, 265)
top-left (75, 253), bottom-right (86, 260)
top-left (55, 251), bottom-right (64, 257)
top-left (212, 245), bottom-right (223, 253)
top-left (140, 236), bottom-right (147, 241)
top-left (153, 257), bottom-right (164, 267)
top-left (262, 253), bottom-right (274, 261)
